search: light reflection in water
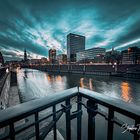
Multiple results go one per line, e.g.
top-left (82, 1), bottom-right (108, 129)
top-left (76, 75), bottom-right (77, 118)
top-left (56, 75), bottom-right (62, 81)
top-left (80, 78), bottom-right (94, 90)
top-left (44, 73), bottom-right (47, 80)
top-left (47, 75), bottom-right (51, 81)
top-left (121, 82), bottom-right (132, 102)
top-left (80, 78), bottom-right (84, 88)
top-left (89, 79), bottom-right (93, 90)
top-left (16, 67), bottom-right (20, 73)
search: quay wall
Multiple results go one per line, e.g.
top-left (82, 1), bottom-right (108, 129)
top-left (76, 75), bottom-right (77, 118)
top-left (0, 72), bottom-right (11, 109)
top-left (22, 64), bottom-right (140, 79)
top-left (0, 70), bottom-right (18, 109)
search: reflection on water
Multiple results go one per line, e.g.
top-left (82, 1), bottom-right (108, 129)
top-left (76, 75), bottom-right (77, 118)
top-left (24, 70), bottom-right (28, 78)
top-left (17, 69), bottom-right (68, 102)
top-left (121, 82), bottom-right (132, 102)
top-left (56, 75), bottom-right (62, 81)
top-left (80, 78), bottom-right (84, 88)
top-left (89, 79), bottom-right (93, 90)
top-left (47, 75), bottom-right (51, 81)
top-left (17, 68), bottom-right (140, 105)
top-left (80, 78), bottom-right (94, 91)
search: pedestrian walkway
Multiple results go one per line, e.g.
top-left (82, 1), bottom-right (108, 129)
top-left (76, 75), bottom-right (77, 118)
top-left (8, 86), bottom-right (20, 107)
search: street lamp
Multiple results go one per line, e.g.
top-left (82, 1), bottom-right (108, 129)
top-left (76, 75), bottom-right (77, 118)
top-left (82, 54), bottom-right (86, 72)
top-left (113, 62), bottom-right (117, 72)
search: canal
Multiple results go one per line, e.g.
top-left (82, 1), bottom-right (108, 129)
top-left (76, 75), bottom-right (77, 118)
top-left (16, 68), bottom-right (140, 140)
top-left (17, 68), bottom-right (140, 105)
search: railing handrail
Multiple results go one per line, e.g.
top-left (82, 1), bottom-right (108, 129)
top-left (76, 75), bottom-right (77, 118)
top-left (0, 87), bottom-right (140, 126)
top-left (0, 87), bottom-right (78, 127)
top-left (79, 88), bottom-right (140, 119)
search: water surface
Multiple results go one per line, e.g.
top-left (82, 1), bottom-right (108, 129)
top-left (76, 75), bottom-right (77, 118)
top-left (17, 68), bottom-right (140, 105)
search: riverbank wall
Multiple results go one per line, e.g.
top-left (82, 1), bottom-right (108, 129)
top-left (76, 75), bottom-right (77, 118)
top-left (22, 64), bottom-right (140, 79)
top-left (0, 70), bottom-right (20, 109)
top-left (0, 70), bottom-right (11, 109)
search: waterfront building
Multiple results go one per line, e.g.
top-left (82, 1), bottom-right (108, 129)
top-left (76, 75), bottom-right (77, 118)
top-left (57, 54), bottom-right (67, 64)
top-left (29, 59), bottom-right (41, 65)
top-left (105, 49), bottom-right (121, 64)
top-left (76, 47), bottom-right (106, 63)
top-left (49, 49), bottom-right (56, 64)
top-left (40, 57), bottom-right (48, 64)
top-left (29, 58), bottom-right (48, 65)
top-left (0, 51), bottom-right (4, 66)
top-left (67, 33), bottom-right (85, 62)
top-left (121, 47), bottom-right (140, 64)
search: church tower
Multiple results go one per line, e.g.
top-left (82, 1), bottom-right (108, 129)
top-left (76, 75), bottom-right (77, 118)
top-left (24, 49), bottom-right (27, 62)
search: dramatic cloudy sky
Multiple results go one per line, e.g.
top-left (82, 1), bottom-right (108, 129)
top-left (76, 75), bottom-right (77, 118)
top-left (0, 0), bottom-right (140, 60)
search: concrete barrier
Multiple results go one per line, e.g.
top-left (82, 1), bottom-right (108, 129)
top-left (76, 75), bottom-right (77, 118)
top-left (0, 70), bottom-right (18, 109)
top-left (0, 73), bottom-right (11, 109)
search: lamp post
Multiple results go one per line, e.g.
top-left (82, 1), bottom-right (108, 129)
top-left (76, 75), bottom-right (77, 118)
top-left (82, 54), bottom-right (86, 72)
top-left (113, 62), bottom-right (117, 72)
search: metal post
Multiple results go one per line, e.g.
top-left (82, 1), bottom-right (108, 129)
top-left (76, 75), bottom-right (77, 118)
top-left (134, 119), bottom-right (140, 140)
top-left (65, 99), bottom-right (71, 140)
top-left (77, 94), bottom-right (82, 140)
top-left (107, 108), bottom-right (114, 140)
top-left (87, 100), bottom-right (98, 140)
top-left (35, 112), bottom-right (40, 140)
top-left (10, 123), bottom-right (15, 140)
top-left (59, 64), bottom-right (60, 73)
top-left (53, 105), bottom-right (57, 140)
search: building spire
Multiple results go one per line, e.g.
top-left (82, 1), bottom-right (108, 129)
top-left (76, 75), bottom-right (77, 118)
top-left (24, 48), bottom-right (27, 62)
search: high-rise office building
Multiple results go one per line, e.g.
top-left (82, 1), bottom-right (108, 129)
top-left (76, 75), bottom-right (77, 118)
top-left (49, 49), bottom-right (56, 64)
top-left (67, 33), bottom-right (85, 62)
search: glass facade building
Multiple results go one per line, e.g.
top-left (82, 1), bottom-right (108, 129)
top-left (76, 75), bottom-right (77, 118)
top-left (67, 33), bottom-right (85, 62)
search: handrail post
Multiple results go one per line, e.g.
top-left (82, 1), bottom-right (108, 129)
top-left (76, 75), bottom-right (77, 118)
top-left (10, 123), bottom-right (15, 140)
top-left (87, 100), bottom-right (98, 140)
top-left (65, 99), bottom-right (71, 140)
top-left (35, 112), bottom-right (40, 140)
top-left (134, 119), bottom-right (140, 140)
top-left (53, 105), bottom-right (57, 140)
top-left (107, 108), bottom-right (114, 140)
top-left (77, 93), bottom-right (82, 140)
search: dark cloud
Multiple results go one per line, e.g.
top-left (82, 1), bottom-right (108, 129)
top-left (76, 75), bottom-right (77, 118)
top-left (0, 0), bottom-right (140, 60)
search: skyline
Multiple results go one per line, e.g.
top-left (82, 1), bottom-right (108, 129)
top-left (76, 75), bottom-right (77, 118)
top-left (0, 0), bottom-right (140, 60)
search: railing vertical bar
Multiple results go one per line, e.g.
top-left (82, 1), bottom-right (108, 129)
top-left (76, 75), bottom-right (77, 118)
top-left (134, 119), bottom-right (140, 140)
top-left (53, 105), bottom-right (57, 140)
top-left (35, 112), bottom-right (40, 140)
top-left (107, 108), bottom-right (114, 140)
top-left (87, 100), bottom-right (98, 140)
top-left (9, 123), bottom-right (15, 140)
top-left (77, 93), bottom-right (82, 140)
top-left (65, 99), bottom-right (71, 140)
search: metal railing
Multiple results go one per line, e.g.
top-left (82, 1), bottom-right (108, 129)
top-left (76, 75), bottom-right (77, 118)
top-left (0, 87), bottom-right (140, 140)
top-left (0, 68), bottom-right (6, 79)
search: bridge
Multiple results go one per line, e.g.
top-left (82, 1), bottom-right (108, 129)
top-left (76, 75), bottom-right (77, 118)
top-left (0, 86), bottom-right (140, 140)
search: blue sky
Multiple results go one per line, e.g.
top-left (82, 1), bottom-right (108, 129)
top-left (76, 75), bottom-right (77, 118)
top-left (0, 0), bottom-right (140, 60)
